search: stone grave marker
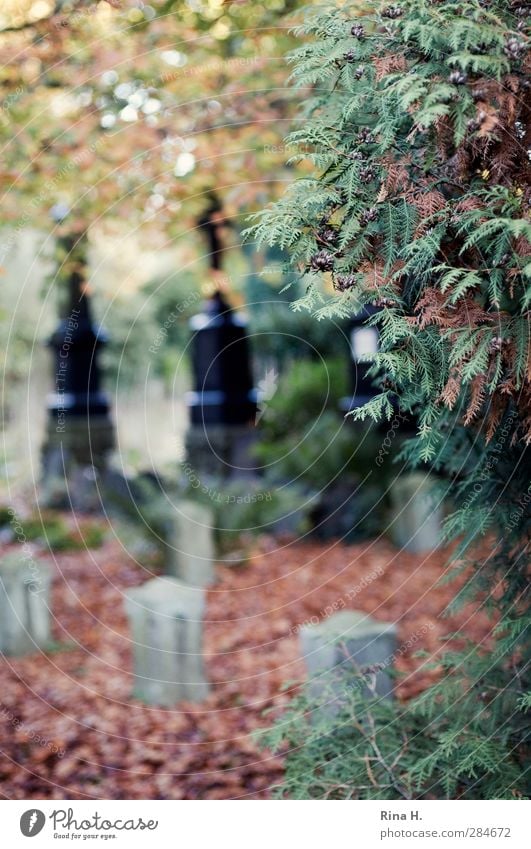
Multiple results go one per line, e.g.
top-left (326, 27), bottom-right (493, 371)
top-left (389, 472), bottom-right (443, 553)
top-left (0, 552), bottom-right (52, 655)
top-left (165, 500), bottom-right (215, 587)
top-left (300, 609), bottom-right (397, 718)
top-left (124, 576), bottom-right (209, 706)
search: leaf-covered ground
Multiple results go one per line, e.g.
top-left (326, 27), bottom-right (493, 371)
top-left (0, 525), bottom-right (493, 799)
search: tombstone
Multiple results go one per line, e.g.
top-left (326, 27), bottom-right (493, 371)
top-left (185, 291), bottom-right (258, 480)
top-left (41, 229), bottom-right (115, 511)
top-left (0, 552), bottom-right (52, 655)
top-left (389, 472), bottom-right (443, 553)
top-left (124, 577), bottom-right (209, 706)
top-left (300, 610), bottom-right (397, 717)
top-left (165, 500), bottom-right (215, 587)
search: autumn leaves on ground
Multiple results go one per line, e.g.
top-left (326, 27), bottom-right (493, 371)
top-left (0, 518), bottom-right (493, 800)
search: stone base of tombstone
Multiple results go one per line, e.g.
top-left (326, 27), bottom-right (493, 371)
top-left (165, 500), bottom-right (215, 587)
top-left (388, 472), bottom-right (443, 553)
top-left (185, 424), bottom-right (258, 481)
top-left (40, 415), bottom-right (115, 511)
top-left (0, 552), bottom-right (52, 656)
top-left (124, 577), bottom-right (209, 706)
top-left (300, 610), bottom-right (397, 718)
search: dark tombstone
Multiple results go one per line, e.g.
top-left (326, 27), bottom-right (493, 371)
top-left (187, 290), bottom-right (256, 426)
top-left (185, 291), bottom-right (258, 479)
top-left (340, 304), bottom-right (381, 413)
top-left (41, 230), bottom-right (115, 509)
top-left (341, 305), bottom-right (416, 434)
top-left (306, 306), bottom-right (416, 541)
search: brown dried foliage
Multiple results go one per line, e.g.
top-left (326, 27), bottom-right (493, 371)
top-left (373, 52), bottom-right (407, 82)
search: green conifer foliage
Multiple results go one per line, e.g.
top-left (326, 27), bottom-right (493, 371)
top-left (249, 0), bottom-right (530, 799)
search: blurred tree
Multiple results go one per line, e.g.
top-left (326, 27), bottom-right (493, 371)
top-left (0, 0), bottom-right (307, 261)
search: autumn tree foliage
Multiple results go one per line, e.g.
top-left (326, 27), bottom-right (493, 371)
top-left (0, 0), bottom-right (303, 247)
top-left (250, 0), bottom-right (531, 799)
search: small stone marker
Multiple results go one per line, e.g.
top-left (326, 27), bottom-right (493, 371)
top-left (389, 472), bottom-right (443, 553)
top-left (0, 552), bottom-right (52, 656)
top-left (165, 500), bottom-right (215, 587)
top-left (300, 610), bottom-right (397, 716)
top-left (124, 577), bottom-right (209, 706)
